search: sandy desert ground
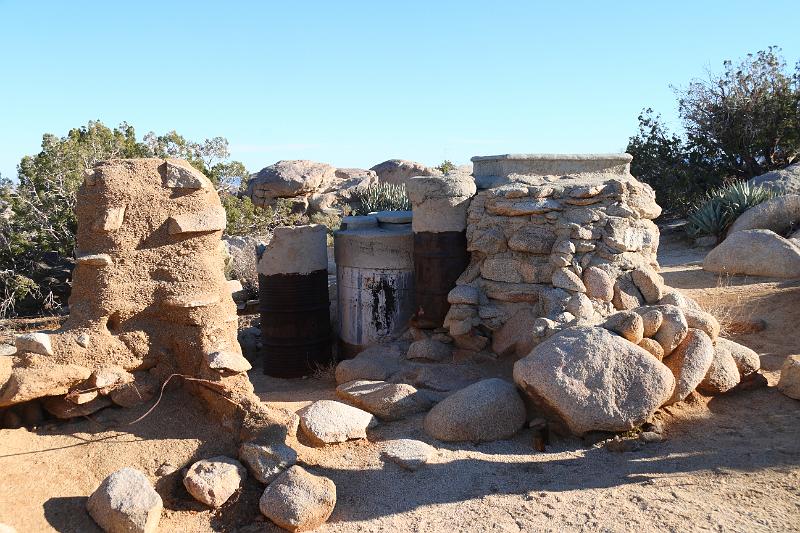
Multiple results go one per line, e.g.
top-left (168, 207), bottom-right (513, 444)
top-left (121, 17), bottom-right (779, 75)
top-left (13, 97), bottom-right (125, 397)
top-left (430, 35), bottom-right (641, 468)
top-left (1, 233), bottom-right (799, 532)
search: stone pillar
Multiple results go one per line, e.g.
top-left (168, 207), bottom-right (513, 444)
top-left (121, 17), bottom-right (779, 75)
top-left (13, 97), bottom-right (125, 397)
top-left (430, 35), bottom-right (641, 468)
top-left (2, 158), bottom-right (270, 428)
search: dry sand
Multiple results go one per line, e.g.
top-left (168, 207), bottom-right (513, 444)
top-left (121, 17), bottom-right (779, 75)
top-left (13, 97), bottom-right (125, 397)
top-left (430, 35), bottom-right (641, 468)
top-left (1, 234), bottom-right (799, 532)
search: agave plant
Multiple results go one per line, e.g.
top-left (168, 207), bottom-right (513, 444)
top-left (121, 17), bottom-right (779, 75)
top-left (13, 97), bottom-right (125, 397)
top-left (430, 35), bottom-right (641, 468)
top-left (685, 181), bottom-right (776, 240)
top-left (350, 182), bottom-right (411, 215)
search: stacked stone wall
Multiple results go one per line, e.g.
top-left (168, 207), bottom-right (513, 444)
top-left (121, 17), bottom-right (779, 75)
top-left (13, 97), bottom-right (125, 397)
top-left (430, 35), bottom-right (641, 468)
top-left (444, 171), bottom-right (663, 357)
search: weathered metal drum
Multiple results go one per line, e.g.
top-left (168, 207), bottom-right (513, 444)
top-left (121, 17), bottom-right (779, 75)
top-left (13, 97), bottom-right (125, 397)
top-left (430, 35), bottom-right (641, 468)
top-left (412, 231), bottom-right (469, 328)
top-left (334, 212), bottom-right (414, 358)
top-left (257, 224), bottom-right (332, 377)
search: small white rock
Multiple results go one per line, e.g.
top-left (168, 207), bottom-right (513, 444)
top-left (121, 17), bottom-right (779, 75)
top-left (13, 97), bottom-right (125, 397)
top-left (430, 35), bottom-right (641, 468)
top-left (183, 456), bottom-right (247, 508)
top-left (76, 332), bottom-right (91, 348)
top-left (76, 253), bottom-right (113, 267)
top-left (14, 332), bottom-right (54, 356)
top-left (205, 350), bottom-right (252, 373)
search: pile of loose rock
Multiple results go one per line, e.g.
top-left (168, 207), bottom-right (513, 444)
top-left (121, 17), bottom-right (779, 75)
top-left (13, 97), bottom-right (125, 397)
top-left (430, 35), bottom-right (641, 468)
top-left (514, 292), bottom-right (762, 435)
top-left (87, 453), bottom-right (336, 533)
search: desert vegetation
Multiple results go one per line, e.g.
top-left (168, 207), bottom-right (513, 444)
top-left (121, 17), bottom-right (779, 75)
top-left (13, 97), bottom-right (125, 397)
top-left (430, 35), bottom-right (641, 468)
top-left (627, 47), bottom-right (800, 216)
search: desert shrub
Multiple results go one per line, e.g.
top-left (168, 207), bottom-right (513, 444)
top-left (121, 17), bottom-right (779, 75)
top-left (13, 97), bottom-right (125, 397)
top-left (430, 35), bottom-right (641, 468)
top-left (350, 182), bottom-right (410, 215)
top-left (435, 160), bottom-right (456, 174)
top-left (628, 47), bottom-right (800, 216)
top-left (309, 211), bottom-right (343, 246)
top-left (685, 181), bottom-right (776, 240)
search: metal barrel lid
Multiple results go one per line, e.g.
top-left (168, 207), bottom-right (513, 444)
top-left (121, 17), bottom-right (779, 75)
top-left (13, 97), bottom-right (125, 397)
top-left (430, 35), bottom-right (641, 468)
top-left (372, 210), bottom-right (412, 224)
top-left (341, 215), bottom-right (378, 230)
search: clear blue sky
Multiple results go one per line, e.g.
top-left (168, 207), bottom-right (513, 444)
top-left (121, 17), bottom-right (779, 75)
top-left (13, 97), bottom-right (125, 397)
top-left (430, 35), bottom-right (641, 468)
top-left (1, 0), bottom-right (798, 180)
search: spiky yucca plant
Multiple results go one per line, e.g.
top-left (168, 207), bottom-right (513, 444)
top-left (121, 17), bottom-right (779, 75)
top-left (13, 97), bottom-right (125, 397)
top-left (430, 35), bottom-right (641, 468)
top-left (686, 181), bottom-right (776, 240)
top-left (351, 182), bottom-right (411, 215)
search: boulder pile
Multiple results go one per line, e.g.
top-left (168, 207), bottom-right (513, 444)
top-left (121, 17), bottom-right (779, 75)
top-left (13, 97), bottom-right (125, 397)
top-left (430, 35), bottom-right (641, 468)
top-left (702, 162), bottom-right (800, 279)
top-left (513, 295), bottom-right (762, 435)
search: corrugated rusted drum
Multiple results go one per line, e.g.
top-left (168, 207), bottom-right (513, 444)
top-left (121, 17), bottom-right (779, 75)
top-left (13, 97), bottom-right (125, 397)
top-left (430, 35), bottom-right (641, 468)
top-left (259, 269), bottom-right (332, 378)
top-left (411, 231), bottom-right (469, 329)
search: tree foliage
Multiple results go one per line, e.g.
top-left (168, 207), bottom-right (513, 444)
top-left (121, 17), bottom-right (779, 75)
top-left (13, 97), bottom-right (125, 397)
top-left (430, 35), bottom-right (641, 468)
top-left (0, 120), bottom-right (270, 317)
top-left (627, 47), bottom-right (800, 215)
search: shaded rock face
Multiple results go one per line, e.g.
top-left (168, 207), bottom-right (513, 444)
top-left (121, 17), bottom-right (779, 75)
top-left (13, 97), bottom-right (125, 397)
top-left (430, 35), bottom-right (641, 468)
top-left (445, 155), bottom-right (662, 347)
top-left (335, 380), bottom-right (434, 421)
top-left (423, 378), bottom-right (526, 442)
top-left (703, 229), bottom-right (800, 278)
top-left (239, 442), bottom-right (297, 485)
top-left (778, 355), bottom-right (800, 400)
top-left (1, 159), bottom-right (259, 427)
top-left (513, 327), bottom-right (675, 435)
top-left (748, 162), bottom-right (800, 196)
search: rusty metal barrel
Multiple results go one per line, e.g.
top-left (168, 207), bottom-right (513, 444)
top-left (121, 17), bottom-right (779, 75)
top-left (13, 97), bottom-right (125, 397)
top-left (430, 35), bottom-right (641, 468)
top-left (257, 224), bottom-right (332, 377)
top-left (412, 231), bottom-right (469, 328)
top-left (407, 174), bottom-right (477, 329)
top-left (334, 211), bottom-right (414, 358)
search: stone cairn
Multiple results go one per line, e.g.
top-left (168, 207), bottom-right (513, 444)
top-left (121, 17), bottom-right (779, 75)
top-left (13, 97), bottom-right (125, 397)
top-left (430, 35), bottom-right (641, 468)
top-left (443, 154), bottom-right (663, 357)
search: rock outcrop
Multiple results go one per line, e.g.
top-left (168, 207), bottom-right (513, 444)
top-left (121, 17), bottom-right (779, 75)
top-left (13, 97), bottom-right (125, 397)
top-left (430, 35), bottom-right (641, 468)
top-left (1, 159), bottom-right (265, 430)
top-left (244, 160), bottom-right (378, 213)
top-left (727, 194), bottom-right (800, 236)
top-left (748, 162), bottom-right (800, 196)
